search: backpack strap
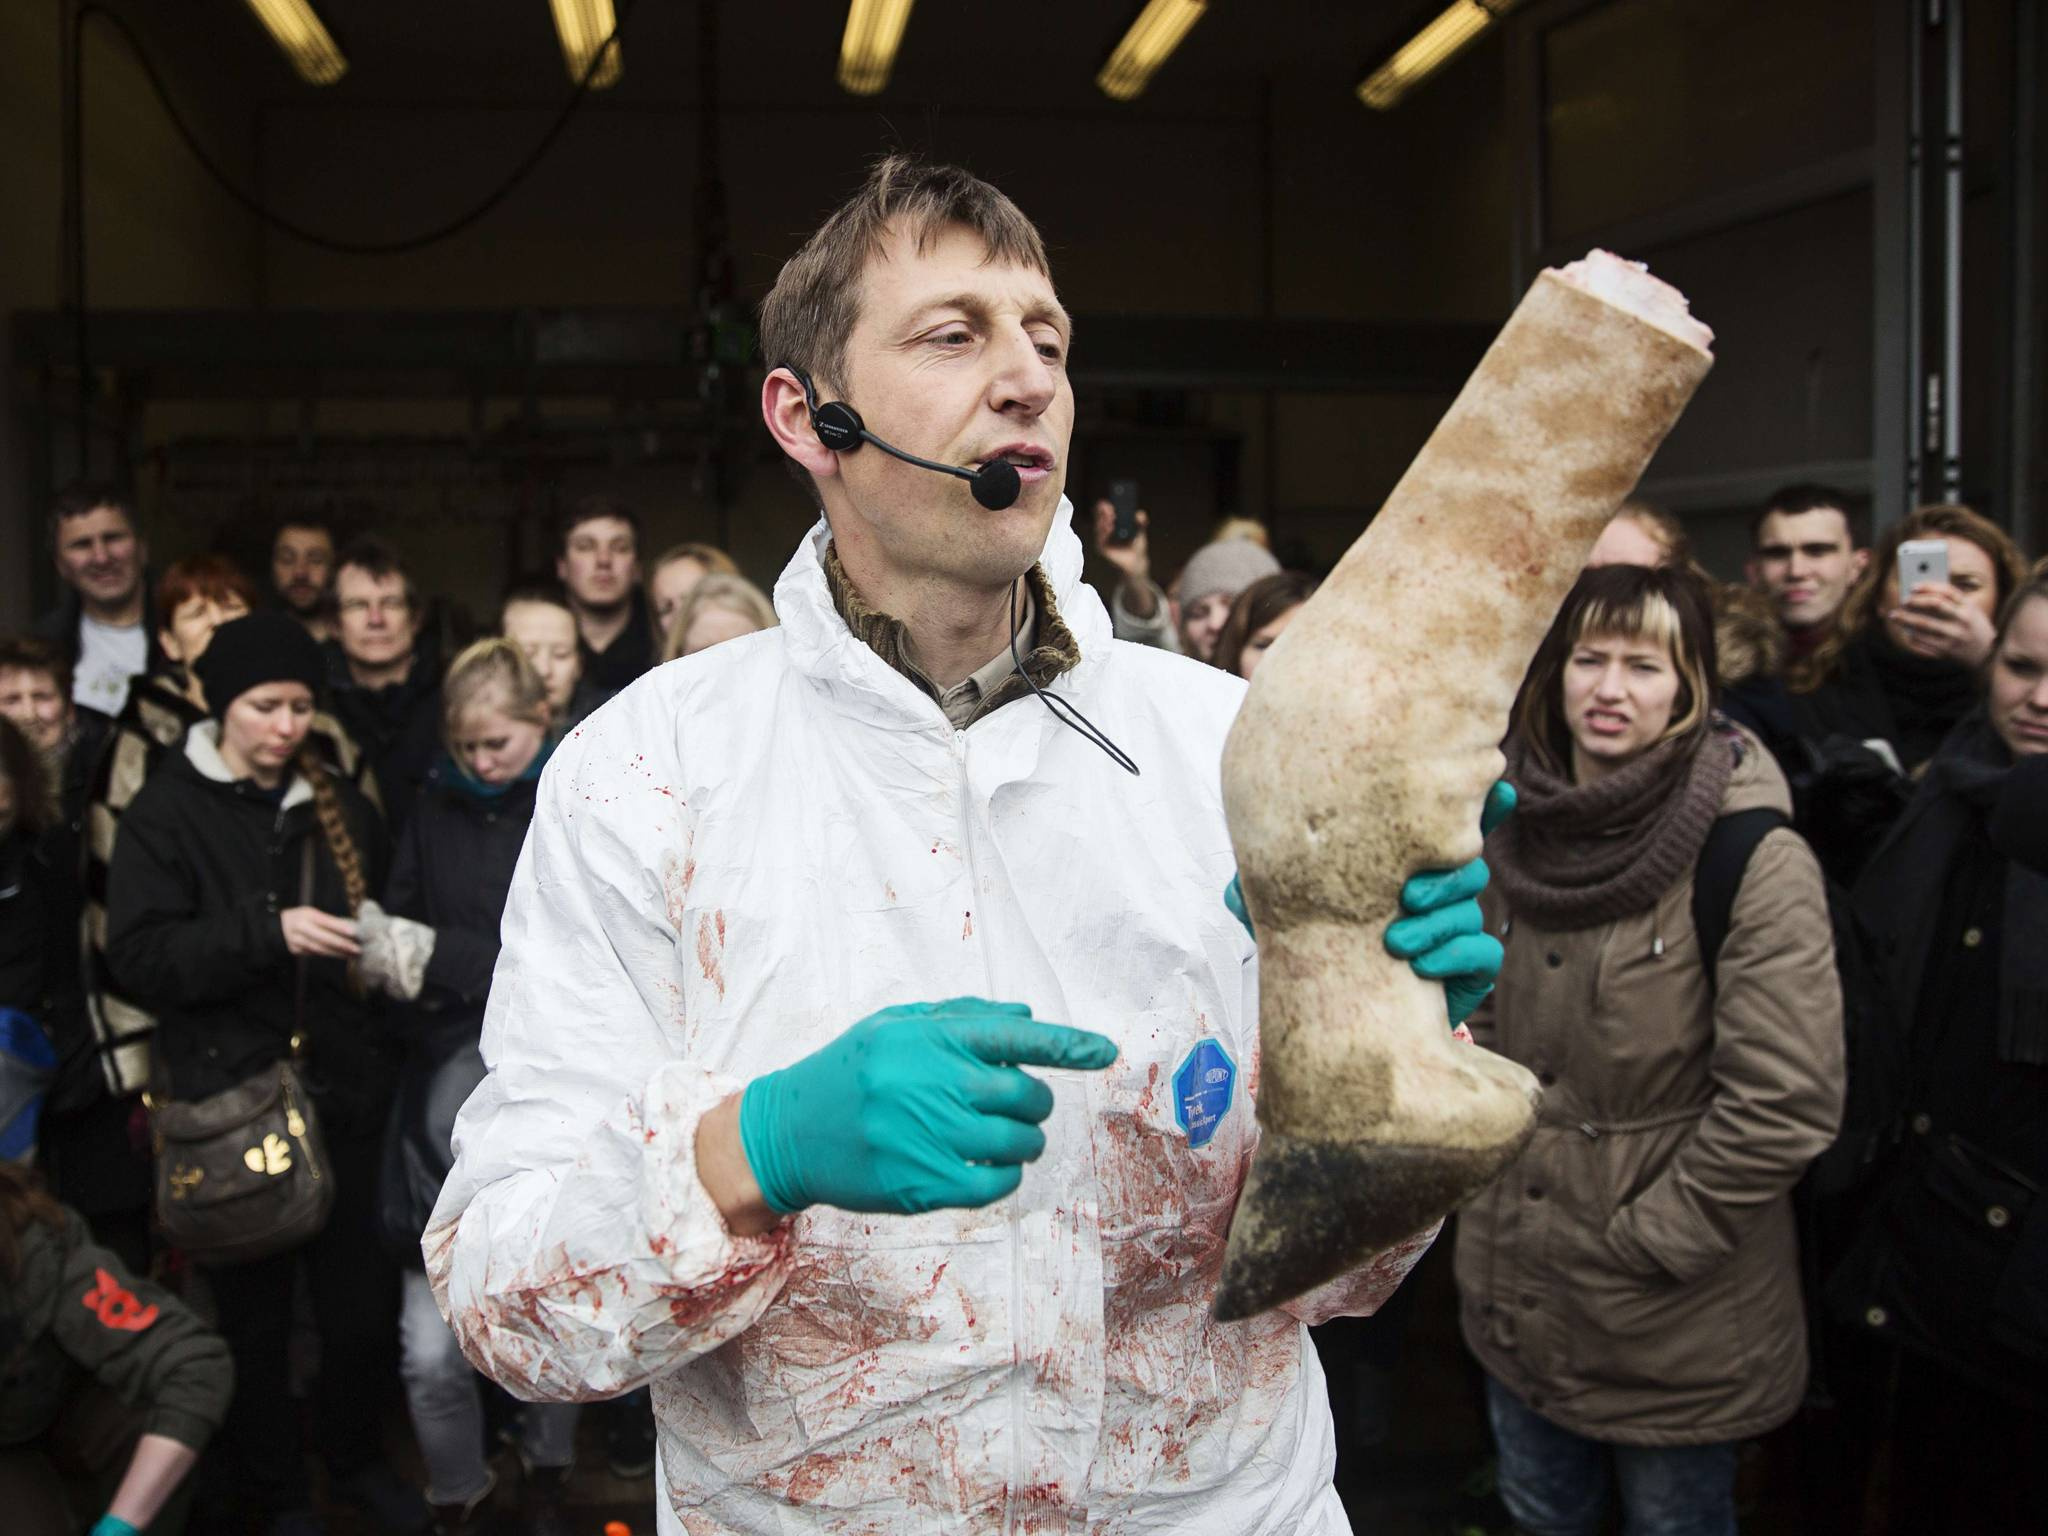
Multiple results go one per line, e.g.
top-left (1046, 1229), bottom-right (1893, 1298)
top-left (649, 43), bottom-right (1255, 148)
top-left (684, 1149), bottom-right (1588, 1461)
top-left (1692, 808), bottom-right (1791, 995)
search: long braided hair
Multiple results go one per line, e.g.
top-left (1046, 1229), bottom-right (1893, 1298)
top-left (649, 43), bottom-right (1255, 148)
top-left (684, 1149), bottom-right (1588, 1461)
top-left (297, 748), bottom-right (367, 916)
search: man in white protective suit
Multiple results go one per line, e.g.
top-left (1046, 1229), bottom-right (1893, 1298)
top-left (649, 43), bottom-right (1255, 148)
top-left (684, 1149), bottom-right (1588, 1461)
top-left (426, 157), bottom-right (1505, 1535)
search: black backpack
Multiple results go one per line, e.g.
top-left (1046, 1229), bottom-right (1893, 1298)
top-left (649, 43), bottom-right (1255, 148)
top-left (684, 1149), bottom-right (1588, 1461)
top-left (1690, 808), bottom-right (1885, 1199)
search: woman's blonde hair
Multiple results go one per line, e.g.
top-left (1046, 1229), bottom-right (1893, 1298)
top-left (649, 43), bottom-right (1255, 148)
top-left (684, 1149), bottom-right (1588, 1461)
top-left (1793, 502), bottom-right (2030, 693)
top-left (649, 542), bottom-right (740, 584)
top-left (1510, 563), bottom-right (1720, 777)
top-left (662, 574), bottom-right (778, 662)
top-left (440, 638), bottom-right (552, 752)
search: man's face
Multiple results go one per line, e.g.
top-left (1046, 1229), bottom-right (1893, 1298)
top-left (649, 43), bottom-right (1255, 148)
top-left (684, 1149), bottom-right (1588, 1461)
top-left (334, 565), bottom-right (418, 669)
top-left (0, 667), bottom-right (73, 753)
top-left (1748, 508), bottom-right (1866, 629)
top-left (821, 221), bottom-right (1075, 589)
top-left (53, 506), bottom-right (144, 609)
top-left (272, 526), bottom-right (335, 616)
top-left (557, 518), bottom-right (639, 611)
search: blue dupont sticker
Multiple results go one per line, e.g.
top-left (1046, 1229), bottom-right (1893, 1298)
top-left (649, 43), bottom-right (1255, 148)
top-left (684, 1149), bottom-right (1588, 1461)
top-left (1173, 1038), bottom-right (1237, 1150)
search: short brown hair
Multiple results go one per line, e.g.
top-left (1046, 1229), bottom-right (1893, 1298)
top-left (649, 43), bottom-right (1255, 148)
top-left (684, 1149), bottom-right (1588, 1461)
top-left (47, 481), bottom-right (138, 548)
top-left (157, 554), bottom-right (260, 622)
top-left (0, 635), bottom-right (71, 700)
top-left (556, 494), bottom-right (642, 556)
top-left (1511, 563), bottom-right (1720, 777)
top-left (758, 154), bottom-right (1052, 396)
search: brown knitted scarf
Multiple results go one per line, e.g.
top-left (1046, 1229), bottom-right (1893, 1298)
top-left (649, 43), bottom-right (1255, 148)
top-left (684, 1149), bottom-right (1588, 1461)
top-left (1488, 725), bottom-right (1736, 931)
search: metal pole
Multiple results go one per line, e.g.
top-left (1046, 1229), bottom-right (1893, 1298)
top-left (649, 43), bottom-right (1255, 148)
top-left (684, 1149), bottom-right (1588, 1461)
top-left (2009, 0), bottom-right (2041, 548)
top-left (1906, 1), bottom-right (1928, 515)
top-left (61, 0), bottom-right (87, 479)
top-left (1940, 0), bottom-right (1964, 504)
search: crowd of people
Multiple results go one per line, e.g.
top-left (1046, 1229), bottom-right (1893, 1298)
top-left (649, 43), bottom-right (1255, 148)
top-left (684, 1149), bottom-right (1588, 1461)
top-left (2, 466), bottom-right (2043, 1535)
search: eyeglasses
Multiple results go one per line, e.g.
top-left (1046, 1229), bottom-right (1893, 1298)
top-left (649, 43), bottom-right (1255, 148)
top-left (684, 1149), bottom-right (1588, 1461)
top-left (338, 596), bottom-right (411, 619)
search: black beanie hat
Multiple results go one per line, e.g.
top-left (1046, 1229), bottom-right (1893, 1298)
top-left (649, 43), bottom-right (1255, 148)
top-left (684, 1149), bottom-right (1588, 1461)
top-left (194, 613), bottom-right (327, 718)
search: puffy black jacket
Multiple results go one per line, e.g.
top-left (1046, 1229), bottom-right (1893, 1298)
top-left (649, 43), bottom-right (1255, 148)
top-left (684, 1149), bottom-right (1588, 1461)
top-left (1823, 724), bottom-right (2048, 1403)
top-left (104, 726), bottom-right (393, 1137)
top-left (387, 760), bottom-right (538, 1055)
top-left (377, 760), bottom-right (538, 1255)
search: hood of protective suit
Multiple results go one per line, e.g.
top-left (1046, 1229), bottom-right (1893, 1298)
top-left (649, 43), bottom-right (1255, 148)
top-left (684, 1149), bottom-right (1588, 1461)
top-left (427, 496), bottom-right (1430, 1536)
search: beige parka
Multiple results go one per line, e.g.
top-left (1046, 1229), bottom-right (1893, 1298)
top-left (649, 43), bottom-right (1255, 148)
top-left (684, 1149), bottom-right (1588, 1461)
top-left (1456, 730), bottom-right (1845, 1445)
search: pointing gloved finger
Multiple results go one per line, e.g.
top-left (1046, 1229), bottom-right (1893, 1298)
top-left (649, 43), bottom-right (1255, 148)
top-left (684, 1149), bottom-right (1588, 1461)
top-left (954, 1115), bottom-right (1048, 1167)
top-left (1384, 898), bottom-right (1485, 959)
top-left (1399, 858), bottom-right (1489, 915)
top-left (963, 1063), bottom-right (1057, 1124)
top-left (956, 1017), bottom-right (1119, 1072)
top-left (1482, 779), bottom-right (1518, 836)
top-left (1406, 932), bottom-right (1506, 982)
top-left (926, 997), bottom-right (1034, 1018)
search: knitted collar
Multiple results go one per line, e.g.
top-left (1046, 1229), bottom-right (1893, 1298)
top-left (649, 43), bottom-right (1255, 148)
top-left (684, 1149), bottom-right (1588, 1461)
top-left (821, 543), bottom-right (1080, 728)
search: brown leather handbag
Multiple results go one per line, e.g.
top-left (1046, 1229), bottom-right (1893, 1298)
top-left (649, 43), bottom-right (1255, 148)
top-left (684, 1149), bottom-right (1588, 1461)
top-left (148, 841), bottom-right (336, 1266)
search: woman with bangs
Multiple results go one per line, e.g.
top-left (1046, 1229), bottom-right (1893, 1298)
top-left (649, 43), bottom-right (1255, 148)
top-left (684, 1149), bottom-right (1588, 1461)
top-left (1456, 563), bottom-right (1845, 1536)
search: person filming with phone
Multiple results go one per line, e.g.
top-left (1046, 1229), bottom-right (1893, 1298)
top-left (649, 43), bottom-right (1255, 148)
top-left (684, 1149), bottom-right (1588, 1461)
top-left (1788, 504), bottom-right (2028, 883)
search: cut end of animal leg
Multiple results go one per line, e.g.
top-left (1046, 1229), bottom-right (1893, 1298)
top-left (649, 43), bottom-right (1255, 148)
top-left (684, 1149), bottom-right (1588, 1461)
top-left (1211, 1115), bottom-right (1537, 1323)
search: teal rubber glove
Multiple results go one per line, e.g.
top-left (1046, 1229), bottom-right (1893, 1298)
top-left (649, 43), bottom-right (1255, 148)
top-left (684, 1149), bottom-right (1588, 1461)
top-left (1385, 780), bottom-right (1516, 1025)
top-left (1227, 781), bottom-right (1515, 1028)
top-left (90, 1518), bottom-right (141, 1536)
top-left (737, 998), bottom-right (1118, 1217)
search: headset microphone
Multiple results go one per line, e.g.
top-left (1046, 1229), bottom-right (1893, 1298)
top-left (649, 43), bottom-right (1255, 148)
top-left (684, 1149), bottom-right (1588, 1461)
top-left (790, 368), bottom-right (1023, 511)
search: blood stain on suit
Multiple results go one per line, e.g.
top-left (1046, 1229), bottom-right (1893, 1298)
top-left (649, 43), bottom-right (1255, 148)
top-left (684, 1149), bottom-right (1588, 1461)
top-left (696, 911), bottom-right (726, 999)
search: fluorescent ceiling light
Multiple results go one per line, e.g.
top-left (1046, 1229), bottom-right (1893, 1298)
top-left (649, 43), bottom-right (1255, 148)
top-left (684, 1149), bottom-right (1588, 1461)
top-left (242, 0), bottom-right (347, 86)
top-left (1097, 0), bottom-right (1207, 101)
top-left (839, 0), bottom-right (917, 96)
top-left (550, 0), bottom-right (624, 88)
top-left (1357, 0), bottom-right (1514, 111)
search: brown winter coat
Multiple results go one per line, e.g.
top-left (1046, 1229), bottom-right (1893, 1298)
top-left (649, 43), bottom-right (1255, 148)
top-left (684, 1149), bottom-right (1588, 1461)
top-left (1456, 730), bottom-right (1845, 1444)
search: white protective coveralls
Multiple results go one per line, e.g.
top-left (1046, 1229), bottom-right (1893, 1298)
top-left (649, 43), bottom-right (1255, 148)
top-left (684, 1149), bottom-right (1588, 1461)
top-left (426, 501), bottom-right (1434, 1535)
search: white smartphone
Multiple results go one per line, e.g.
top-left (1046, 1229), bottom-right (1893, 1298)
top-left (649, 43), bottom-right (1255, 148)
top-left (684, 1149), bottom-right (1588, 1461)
top-left (1897, 538), bottom-right (1949, 597)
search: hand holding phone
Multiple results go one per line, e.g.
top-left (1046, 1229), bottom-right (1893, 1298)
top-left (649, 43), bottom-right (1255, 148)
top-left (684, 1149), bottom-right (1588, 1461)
top-left (1108, 480), bottom-right (1142, 545)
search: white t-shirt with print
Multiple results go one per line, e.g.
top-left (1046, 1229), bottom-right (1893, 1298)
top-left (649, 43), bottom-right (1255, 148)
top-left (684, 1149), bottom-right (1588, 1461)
top-left (73, 614), bottom-right (146, 717)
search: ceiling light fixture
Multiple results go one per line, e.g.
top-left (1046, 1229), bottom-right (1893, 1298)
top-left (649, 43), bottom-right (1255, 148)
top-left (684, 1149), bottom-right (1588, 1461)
top-left (241, 0), bottom-right (347, 86)
top-left (1097, 0), bottom-right (1207, 101)
top-left (549, 0), bottom-right (624, 88)
top-left (1357, 0), bottom-right (1516, 111)
top-left (838, 0), bottom-right (917, 96)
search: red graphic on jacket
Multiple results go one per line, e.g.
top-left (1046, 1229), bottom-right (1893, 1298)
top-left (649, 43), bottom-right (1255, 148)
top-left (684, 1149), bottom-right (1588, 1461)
top-left (82, 1268), bottom-right (160, 1332)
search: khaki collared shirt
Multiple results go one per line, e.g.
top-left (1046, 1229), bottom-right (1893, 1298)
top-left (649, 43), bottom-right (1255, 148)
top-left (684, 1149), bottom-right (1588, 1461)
top-left (823, 545), bottom-right (1081, 731)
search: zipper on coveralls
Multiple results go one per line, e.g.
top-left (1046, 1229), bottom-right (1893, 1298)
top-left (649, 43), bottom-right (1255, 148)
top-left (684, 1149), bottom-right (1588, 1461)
top-left (951, 728), bottom-right (1024, 1535)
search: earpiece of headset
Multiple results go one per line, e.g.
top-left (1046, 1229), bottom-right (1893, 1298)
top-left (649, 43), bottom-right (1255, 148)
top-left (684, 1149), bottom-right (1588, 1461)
top-left (788, 367), bottom-right (867, 454)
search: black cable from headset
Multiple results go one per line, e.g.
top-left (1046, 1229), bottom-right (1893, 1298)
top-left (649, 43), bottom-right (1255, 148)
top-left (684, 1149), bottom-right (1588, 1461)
top-left (1008, 577), bottom-right (1142, 777)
